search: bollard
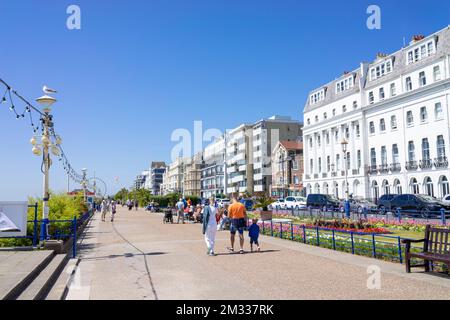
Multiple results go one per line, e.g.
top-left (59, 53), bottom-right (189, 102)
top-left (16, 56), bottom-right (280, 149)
top-left (270, 220), bottom-right (273, 237)
top-left (302, 225), bottom-right (306, 243)
top-left (280, 222), bottom-right (283, 239)
top-left (396, 208), bottom-right (402, 223)
top-left (316, 227), bottom-right (320, 246)
top-left (372, 234), bottom-right (376, 258)
top-left (350, 232), bottom-right (355, 255)
top-left (441, 208), bottom-right (446, 226)
top-left (291, 223), bottom-right (294, 241)
top-left (40, 218), bottom-right (49, 242)
top-left (332, 229), bottom-right (336, 250)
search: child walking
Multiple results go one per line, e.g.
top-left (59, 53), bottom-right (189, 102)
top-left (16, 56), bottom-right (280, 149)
top-left (248, 219), bottom-right (260, 252)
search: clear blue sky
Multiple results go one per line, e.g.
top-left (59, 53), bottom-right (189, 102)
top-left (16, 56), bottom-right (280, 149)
top-left (0, 0), bottom-right (449, 200)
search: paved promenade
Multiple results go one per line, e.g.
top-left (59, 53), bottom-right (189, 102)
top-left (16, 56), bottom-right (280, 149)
top-left (65, 207), bottom-right (450, 300)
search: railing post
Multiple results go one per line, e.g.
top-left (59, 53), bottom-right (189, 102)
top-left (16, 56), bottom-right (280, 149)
top-left (441, 208), bottom-right (446, 226)
top-left (72, 216), bottom-right (77, 258)
top-left (262, 220), bottom-right (265, 234)
top-left (316, 227), bottom-right (320, 246)
top-left (397, 208), bottom-right (401, 223)
top-left (332, 229), bottom-right (336, 250)
top-left (351, 232), bottom-right (355, 254)
top-left (309, 206), bottom-right (312, 219)
top-left (32, 202), bottom-right (38, 247)
top-left (397, 236), bottom-right (403, 264)
top-left (290, 223), bottom-right (294, 241)
top-left (270, 220), bottom-right (273, 237)
top-left (363, 207), bottom-right (368, 221)
top-left (372, 234), bottom-right (376, 258)
top-left (291, 206), bottom-right (294, 216)
top-left (280, 222), bottom-right (283, 239)
top-left (302, 225), bottom-right (306, 243)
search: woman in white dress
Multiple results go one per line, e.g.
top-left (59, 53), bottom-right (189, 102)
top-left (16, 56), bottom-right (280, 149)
top-left (202, 197), bottom-right (219, 256)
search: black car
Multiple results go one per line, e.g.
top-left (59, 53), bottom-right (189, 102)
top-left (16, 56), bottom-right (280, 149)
top-left (306, 194), bottom-right (341, 211)
top-left (377, 194), bottom-right (397, 214)
top-left (389, 194), bottom-right (450, 218)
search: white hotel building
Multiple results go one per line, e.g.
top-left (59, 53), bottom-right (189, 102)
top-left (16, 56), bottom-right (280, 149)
top-left (303, 27), bottom-right (450, 202)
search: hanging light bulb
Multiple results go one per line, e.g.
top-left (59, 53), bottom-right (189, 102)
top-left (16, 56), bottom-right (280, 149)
top-left (41, 135), bottom-right (50, 146)
top-left (32, 146), bottom-right (42, 156)
top-left (30, 137), bottom-right (37, 145)
top-left (51, 145), bottom-right (60, 156)
top-left (55, 136), bottom-right (62, 145)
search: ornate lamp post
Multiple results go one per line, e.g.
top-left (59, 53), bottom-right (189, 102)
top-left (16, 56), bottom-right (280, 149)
top-left (35, 92), bottom-right (58, 241)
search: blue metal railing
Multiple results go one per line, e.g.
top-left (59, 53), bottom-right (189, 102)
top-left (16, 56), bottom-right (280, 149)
top-left (249, 219), bottom-right (446, 264)
top-left (2, 205), bottom-right (94, 258)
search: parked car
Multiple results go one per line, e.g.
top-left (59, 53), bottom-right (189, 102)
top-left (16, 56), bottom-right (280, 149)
top-left (442, 194), bottom-right (450, 206)
top-left (240, 198), bottom-right (254, 211)
top-left (284, 196), bottom-right (307, 209)
top-left (217, 198), bottom-right (230, 208)
top-left (339, 198), bottom-right (377, 214)
top-left (306, 194), bottom-right (341, 211)
top-left (377, 194), bottom-right (397, 214)
top-left (389, 194), bottom-right (450, 218)
top-left (268, 199), bottom-right (286, 210)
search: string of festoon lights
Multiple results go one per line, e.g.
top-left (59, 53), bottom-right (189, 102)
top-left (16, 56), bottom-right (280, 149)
top-left (0, 78), bottom-right (95, 189)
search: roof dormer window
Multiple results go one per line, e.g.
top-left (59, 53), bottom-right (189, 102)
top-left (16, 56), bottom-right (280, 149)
top-left (406, 38), bottom-right (436, 65)
top-left (369, 58), bottom-right (393, 81)
top-left (309, 89), bottom-right (325, 105)
top-left (336, 75), bottom-right (354, 94)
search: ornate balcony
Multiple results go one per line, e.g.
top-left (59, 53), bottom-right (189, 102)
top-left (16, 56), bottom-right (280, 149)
top-left (419, 159), bottom-right (433, 169)
top-left (368, 165), bottom-right (378, 174)
top-left (378, 164), bottom-right (389, 174)
top-left (405, 161), bottom-right (418, 171)
top-left (390, 163), bottom-right (401, 172)
top-left (434, 156), bottom-right (449, 168)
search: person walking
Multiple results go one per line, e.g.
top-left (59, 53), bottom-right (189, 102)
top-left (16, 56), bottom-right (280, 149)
top-left (248, 218), bottom-right (261, 252)
top-left (227, 197), bottom-right (247, 254)
top-left (202, 197), bottom-right (219, 256)
top-left (176, 198), bottom-right (185, 224)
top-left (110, 200), bottom-right (117, 222)
top-left (101, 199), bottom-right (108, 222)
top-left (134, 199), bottom-right (138, 211)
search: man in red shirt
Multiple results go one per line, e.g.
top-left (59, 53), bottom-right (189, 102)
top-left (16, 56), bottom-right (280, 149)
top-left (227, 197), bottom-right (247, 254)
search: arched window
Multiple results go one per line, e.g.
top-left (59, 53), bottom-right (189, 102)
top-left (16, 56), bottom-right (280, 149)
top-left (424, 177), bottom-right (434, 197)
top-left (382, 180), bottom-right (390, 195)
top-left (315, 183), bottom-right (320, 194)
top-left (333, 182), bottom-right (339, 198)
top-left (372, 181), bottom-right (379, 202)
top-left (323, 183), bottom-right (329, 195)
top-left (410, 178), bottom-right (419, 194)
top-left (394, 179), bottom-right (402, 194)
top-left (440, 176), bottom-right (449, 197)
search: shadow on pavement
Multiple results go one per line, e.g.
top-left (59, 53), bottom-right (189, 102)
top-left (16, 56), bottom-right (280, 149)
top-left (80, 252), bottom-right (166, 261)
top-left (214, 249), bottom-right (280, 256)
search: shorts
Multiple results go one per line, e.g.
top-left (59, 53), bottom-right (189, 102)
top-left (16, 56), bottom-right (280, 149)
top-left (250, 236), bottom-right (259, 245)
top-left (230, 218), bottom-right (245, 235)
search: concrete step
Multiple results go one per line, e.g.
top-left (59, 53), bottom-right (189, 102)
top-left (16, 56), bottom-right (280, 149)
top-left (46, 258), bottom-right (79, 300)
top-left (17, 254), bottom-right (69, 300)
top-left (0, 250), bottom-right (55, 300)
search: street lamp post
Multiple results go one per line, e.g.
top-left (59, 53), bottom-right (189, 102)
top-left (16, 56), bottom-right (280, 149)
top-left (82, 168), bottom-right (87, 203)
top-left (35, 93), bottom-right (57, 241)
top-left (341, 139), bottom-right (350, 218)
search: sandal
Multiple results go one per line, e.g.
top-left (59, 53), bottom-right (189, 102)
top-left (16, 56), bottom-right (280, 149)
top-left (239, 249), bottom-right (244, 254)
top-left (226, 247), bottom-right (234, 253)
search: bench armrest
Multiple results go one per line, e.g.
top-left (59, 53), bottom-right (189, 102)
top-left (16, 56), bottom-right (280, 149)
top-left (401, 238), bottom-right (425, 244)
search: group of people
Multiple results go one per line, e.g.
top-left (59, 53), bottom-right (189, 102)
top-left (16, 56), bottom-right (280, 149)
top-left (100, 199), bottom-right (117, 222)
top-left (202, 197), bottom-right (260, 256)
top-left (125, 199), bottom-right (139, 211)
top-left (175, 198), bottom-right (202, 223)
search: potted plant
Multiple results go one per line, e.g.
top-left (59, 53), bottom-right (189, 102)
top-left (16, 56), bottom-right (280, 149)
top-left (254, 195), bottom-right (274, 221)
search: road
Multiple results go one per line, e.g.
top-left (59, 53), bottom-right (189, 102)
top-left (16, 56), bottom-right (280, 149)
top-left (65, 206), bottom-right (450, 300)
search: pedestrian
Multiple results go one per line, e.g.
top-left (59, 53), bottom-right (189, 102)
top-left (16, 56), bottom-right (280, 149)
top-left (134, 199), bottom-right (138, 211)
top-left (248, 218), bottom-right (261, 252)
top-left (217, 204), bottom-right (230, 231)
top-left (202, 197), bottom-right (220, 256)
top-left (101, 199), bottom-right (108, 222)
top-left (111, 200), bottom-right (117, 222)
top-left (126, 199), bottom-right (132, 211)
top-left (227, 196), bottom-right (247, 254)
top-left (176, 198), bottom-right (185, 224)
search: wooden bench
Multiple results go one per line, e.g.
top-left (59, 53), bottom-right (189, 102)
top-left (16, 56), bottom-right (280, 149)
top-left (402, 225), bottom-right (450, 273)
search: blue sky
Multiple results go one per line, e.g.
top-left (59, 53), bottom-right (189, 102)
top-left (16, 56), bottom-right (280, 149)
top-left (0, 0), bottom-right (449, 199)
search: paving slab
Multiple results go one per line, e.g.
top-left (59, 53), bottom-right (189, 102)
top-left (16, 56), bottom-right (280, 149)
top-left (0, 250), bottom-right (54, 299)
top-left (65, 207), bottom-right (450, 300)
